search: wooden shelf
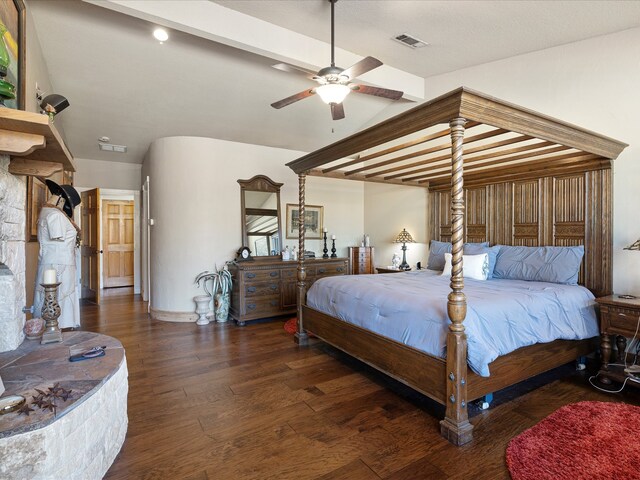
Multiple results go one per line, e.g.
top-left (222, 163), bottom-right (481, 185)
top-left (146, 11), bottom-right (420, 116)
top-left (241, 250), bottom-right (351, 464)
top-left (0, 108), bottom-right (75, 175)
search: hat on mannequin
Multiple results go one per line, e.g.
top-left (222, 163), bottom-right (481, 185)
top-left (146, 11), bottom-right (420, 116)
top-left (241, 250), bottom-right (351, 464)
top-left (45, 179), bottom-right (81, 219)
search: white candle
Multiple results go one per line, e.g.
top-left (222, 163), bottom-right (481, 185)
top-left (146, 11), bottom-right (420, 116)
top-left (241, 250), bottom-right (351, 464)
top-left (43, 269), bottom-right (57, 284)
top-left (323, 227), bottom-right (327, 233)
top-left (331, 235), bottom-right (336, 240)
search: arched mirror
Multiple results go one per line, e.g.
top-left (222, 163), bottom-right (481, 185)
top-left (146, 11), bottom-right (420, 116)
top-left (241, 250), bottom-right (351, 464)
top-left (238, 175), bottom-right (283, 258)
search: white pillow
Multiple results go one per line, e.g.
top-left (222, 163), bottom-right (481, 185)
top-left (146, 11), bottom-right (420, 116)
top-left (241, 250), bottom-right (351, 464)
top-left (441, 253), bottom-right (489, 281)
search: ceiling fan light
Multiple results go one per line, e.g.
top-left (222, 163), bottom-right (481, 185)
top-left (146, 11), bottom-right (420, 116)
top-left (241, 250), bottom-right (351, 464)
top-left (316, 84), bottom-right (350, 105)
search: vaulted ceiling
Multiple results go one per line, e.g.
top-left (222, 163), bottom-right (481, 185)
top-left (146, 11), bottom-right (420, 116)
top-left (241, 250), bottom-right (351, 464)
top-left (28, 0), bottom-right (640, 165)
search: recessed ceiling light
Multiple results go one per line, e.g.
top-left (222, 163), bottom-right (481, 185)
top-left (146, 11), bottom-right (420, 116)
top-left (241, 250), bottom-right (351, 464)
top-left (153, 28), bottom-right (169, 43)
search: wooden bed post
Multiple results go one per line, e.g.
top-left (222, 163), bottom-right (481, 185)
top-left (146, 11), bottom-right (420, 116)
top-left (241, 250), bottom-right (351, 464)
top-left (440, 117), bottom-right (474, 445)
top-left (295, 172), bottom-right (309, 346)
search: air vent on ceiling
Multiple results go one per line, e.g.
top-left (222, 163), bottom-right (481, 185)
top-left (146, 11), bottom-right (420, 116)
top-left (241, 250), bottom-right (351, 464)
top-left (393, 33), bottom-right (428, 49)
top-left (99, 143), bottom-right (127, 153)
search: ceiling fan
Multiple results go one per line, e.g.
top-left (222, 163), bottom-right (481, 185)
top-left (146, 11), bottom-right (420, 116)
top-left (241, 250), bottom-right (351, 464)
top-left (270, 0), bottom-right (404, 121)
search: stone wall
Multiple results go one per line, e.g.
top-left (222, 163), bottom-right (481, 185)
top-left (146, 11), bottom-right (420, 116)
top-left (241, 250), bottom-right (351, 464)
top-left (0, 155), bottom-right (26, 352)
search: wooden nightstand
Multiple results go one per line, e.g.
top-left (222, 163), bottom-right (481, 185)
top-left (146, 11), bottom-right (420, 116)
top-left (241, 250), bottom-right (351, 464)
top-left (596, 294), bottom-right (640, 385)
top-left (376, 267), bottom-right (409, 274)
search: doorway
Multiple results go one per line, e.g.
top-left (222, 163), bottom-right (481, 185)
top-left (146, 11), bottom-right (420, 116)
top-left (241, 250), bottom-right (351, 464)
top-left (79, 188), bottom-right (141, 303)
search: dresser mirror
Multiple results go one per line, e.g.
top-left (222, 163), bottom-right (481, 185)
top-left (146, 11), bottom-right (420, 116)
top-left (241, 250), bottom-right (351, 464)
top-left (238, 175), bottom-right (283, 258)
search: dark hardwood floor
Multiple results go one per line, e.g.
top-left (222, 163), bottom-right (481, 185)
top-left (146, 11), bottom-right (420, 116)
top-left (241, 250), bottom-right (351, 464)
top-left (80, 293), bottom-right (639, 480)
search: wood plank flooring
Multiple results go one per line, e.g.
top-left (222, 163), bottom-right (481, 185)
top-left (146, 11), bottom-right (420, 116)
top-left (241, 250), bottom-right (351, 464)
top-left (79, 293), bottom-right (640, 479)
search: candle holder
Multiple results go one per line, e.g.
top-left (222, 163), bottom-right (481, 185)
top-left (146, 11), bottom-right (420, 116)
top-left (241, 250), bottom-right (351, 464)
top-left (40, 282), bottom-right (63, 345)
top-left (331, 239), bottom-right (337, 258)
top-left (322, 232), bottom-right (329, 259)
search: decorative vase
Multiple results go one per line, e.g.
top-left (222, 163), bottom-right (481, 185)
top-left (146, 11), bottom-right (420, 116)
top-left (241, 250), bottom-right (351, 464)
top-left (24, 317), bottom-right (45, 340)
top-left (215, 292), bottom-right (230, 323)
top-left (194, 295), bottom-right (211, 326)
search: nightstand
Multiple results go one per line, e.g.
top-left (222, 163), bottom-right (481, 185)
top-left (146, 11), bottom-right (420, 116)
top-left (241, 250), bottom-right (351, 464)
top-left (596, 295), bottom-right (640, 385)
top-left (376, 267), bottom-right (409, 274)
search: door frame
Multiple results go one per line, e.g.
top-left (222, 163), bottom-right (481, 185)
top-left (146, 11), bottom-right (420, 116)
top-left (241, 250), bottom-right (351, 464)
top-left (77, 188), bottom-right (141, 297)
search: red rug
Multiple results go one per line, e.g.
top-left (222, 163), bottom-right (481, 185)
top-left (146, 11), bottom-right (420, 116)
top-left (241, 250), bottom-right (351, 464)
top-left (506, 401), bottom-right (640, 480)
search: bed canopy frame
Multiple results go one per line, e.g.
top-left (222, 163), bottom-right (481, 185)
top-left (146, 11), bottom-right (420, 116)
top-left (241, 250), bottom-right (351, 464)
top-left (285, 87), bottom-right (628, 445)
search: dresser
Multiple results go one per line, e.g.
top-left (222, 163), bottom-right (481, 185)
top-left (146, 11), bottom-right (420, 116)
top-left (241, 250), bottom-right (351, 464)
top-left (229, 257), bottom-right (349, 326)
top-left (349, 246), bottom-right (375, 275)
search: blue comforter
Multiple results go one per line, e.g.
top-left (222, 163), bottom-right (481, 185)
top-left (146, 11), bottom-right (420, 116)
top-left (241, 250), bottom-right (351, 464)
top-left (306, 269), bottom-right (598, 377)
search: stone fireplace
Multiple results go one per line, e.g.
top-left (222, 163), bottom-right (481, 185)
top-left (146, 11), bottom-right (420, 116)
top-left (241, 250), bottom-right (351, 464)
top-left (0, 154), bottom-right (26, 352)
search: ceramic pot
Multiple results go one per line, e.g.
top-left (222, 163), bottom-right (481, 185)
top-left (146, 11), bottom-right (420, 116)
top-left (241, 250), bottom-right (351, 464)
top-left (215, 292), bottom-right (230, 322)
top-left (24, 317), bottom-right (45, 339)
top-left (194, 295), bottom-right (212, 326)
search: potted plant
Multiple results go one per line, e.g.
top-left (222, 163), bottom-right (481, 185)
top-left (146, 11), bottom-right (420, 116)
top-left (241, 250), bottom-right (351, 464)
top-left (194, 264), bottom-right (233, 323)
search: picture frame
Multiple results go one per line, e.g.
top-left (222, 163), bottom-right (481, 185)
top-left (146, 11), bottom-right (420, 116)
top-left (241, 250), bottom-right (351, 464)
top-left (286, 203), bottom-right (323, 239)
top-left (63, 170), bottom-right (74, 186)
top-left (26, 176), bottom-right (48, 242)
top-left (0, 0), bottom-right (26, 110)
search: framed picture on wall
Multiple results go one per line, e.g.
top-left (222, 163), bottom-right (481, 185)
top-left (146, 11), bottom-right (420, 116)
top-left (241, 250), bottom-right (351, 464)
top-left (26, 176), bottom-right (48, 242)
top-left (286, 203), bottom-right (323, 239)
top-left (0, 0), bottom-right (26, 109)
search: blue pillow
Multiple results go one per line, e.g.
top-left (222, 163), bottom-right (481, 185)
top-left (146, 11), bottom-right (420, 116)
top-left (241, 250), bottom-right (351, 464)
top-left (427, 240), bottom-right (489, 271)
top-left (427, 240), bottom-right (451, 270)
top-left (493, 245), bottom-right (584, 285)
top-left (464, 244), bottom-right (501, 279)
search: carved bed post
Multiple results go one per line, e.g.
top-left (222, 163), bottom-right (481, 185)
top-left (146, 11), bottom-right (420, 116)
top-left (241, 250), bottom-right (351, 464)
top-left (295, 172), bottom-right (309, 346)
top-left (440, 117), bottom-right (473, 445)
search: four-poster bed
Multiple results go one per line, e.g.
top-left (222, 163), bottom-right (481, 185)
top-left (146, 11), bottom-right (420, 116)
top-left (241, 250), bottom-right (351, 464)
top-left (285, 87), bottom-right (628, 445)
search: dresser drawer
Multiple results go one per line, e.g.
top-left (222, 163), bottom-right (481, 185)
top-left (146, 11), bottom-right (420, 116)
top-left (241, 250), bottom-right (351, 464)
top-left (244, 296), bottom-right (280, 316)
top-left (605, 308), bottom-right (640, 335)
top-left (357, 252), bottom-right (370, 261)
top-left (242, 269), bottom-right (280, 281)
top-left (281, 268), bottom-right (297, 280)
top-left (245, 281), bottom-right (280, 297)
top-left (314, 264), bottom-right (347, 277)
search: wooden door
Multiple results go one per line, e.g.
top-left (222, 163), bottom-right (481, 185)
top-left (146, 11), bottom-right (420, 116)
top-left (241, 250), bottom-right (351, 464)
top-left (81, 188), bottom-right (101, 304)
top-left (102, 200), bottom-right (134, 288)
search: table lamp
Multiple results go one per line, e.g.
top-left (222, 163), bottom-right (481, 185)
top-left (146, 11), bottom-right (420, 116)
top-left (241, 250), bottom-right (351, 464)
top-left (393, 228), bottom-right (415, 271)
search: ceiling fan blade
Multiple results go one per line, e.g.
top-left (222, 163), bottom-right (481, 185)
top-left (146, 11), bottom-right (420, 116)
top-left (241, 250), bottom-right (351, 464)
top-left (350, 84), bottom-right (404, 101)
top-left (271, 89), bottom-right (316, 109)
top-left (342, 56), bottom-right (383, 80)
top-left (272, 63), bottom-right (317, 79)
top-left (331, 102), bottom-right (345, 121)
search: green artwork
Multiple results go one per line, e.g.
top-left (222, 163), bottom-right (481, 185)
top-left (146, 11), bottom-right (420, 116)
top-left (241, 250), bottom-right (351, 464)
top-left (0, 1), bottom-right (21, 107)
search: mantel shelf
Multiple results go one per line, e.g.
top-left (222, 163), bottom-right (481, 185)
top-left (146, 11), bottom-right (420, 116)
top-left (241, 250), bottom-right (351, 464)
top-left (0, 108), bottom-right (75, 175)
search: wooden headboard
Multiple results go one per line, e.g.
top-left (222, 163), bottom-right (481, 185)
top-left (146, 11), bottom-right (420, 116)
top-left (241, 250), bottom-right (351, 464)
top-left (428, 168), bottom-right (612, 296)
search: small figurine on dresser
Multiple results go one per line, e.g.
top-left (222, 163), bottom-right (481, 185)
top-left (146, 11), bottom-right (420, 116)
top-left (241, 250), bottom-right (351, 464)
top-left (282, 246), bottom-right (290, 260)
top-left (33, 180), bottom-right (82, 330)
top-left (392, 253), bottom-right (401, 270)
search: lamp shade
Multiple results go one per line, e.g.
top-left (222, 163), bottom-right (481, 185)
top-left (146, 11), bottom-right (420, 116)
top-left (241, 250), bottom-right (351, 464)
top-left (394, 228), bottom-right (415, 244)
top-left (624, 239), bottom-right (640, 251)
top-left (316, 84), bottom-right (350, 105)
top-left (40, 94), bottom-right (70, 115)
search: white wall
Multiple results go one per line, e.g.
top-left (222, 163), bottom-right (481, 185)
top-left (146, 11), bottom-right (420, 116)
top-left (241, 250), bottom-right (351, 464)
top-left (145, 136), bottom-right (364, 314)
top-left (74, 158), bottom-right (142, 191)
top-left (364, 183), bottom-right (428, 270)
top-left (366, 27), bottom-right (640, 294)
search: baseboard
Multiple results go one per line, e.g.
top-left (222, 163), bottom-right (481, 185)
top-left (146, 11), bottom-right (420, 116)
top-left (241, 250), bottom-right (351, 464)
top-left (150, 307), bottom-right (198, 323)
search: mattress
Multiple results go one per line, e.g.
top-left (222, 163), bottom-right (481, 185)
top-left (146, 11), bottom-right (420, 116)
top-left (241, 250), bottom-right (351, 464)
top-left (306, 269), bottom-right (598, 376)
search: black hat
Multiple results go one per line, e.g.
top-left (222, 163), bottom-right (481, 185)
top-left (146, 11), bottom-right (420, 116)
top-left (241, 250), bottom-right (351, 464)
top-left (45, 179), bottom-right (81, 218)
